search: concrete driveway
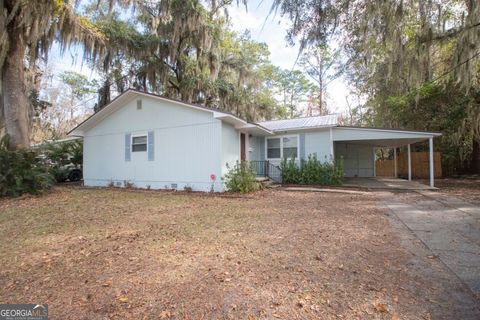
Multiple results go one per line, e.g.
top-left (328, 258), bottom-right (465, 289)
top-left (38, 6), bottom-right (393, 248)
top-left (344, 177), bottom-right (435, 190)
top-left (384, 190), bottom-right (480, 297)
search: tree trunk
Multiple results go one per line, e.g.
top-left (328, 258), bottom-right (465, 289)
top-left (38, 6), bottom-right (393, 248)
top-left (0, 91), bottom-right (5, 138)
top-left (2, 33), bottom-right (29, 149)
top-left (472, 138), bottom-right (480, 174)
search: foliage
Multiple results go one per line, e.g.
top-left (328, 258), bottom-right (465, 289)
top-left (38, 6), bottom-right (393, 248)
top-left (299, 44), bottom-right (342, 115)
top-left (0, 136), bottom-right (54, 197)
top-left (273, 0), bottom-right (480, 174)
top-left (281, 155), bottom-right (344, 185)
top-left (1, 0), bottom-right (108, 149)
top-left (272, 68), bottom-right (316, 118)
top-left (33, 70), bottom-right (97, 143)
top-left (381, 82), bottom-right (480, 174)
top-left (85, 3), bottom-right (312, 122)
top-left (224, 161), bottom-right (260, 193)
top-left (280, 157), bottom-right (302, 184)
top-left (43, 139), bottom-right (83, 182)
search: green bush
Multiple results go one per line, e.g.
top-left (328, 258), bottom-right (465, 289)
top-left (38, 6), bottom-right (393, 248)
top-left (280, 157), bottom-right (301, 184)
top-left (0, 136), bottom-right (55, 197)
top-left (224, 161), bottom-right (261, 193)
top-left (281, 154), bottom-right (344, 185)
top-left (42, 139), bottom-right (83, 182)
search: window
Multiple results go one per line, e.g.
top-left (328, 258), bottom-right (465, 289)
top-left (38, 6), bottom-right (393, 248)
top-left (267, 138), bottom-right (281, 159)
top-left (266, 135), bottom-right (298, 159)
top-left (282, 136), bottom-right (298, 158)
top-left (132, 135), bottom-right (147, 152)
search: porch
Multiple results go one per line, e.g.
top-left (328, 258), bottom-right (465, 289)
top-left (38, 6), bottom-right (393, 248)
top-left (249, 160), bottom-right (282, 183)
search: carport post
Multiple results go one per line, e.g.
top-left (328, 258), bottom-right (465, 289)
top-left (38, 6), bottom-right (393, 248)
top-left (429, 137), bottom-right (434, 187)
top-left (407, 144), bottom-right (412, 181)
top-left (393, 147), bottom-right (397, 178)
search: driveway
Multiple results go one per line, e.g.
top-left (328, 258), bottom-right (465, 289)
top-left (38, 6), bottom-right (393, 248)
top-left (344, 177), bottom-right (434, 190)
top-left (384, 190), bottom-right (480, 298)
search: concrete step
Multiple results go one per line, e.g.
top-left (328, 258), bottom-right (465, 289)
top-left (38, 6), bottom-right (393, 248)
top-left (256, 177), bottom-right (280, 188)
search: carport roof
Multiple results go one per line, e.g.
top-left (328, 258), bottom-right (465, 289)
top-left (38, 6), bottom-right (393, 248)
top-left (333, 126), bottom-right (441, 147)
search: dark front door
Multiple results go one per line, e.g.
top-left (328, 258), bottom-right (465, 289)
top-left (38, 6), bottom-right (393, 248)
top-left (240, 133), bottom-right (246, 161)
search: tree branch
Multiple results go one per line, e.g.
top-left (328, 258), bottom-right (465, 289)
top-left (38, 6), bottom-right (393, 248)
top-left (419, 21), bottom-right (480, 43)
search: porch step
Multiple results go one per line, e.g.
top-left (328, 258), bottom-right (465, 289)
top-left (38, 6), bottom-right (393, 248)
top-left (256, 177), bottom-right (280, 188)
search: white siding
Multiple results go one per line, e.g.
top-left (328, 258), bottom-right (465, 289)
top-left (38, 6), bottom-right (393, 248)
top-left (83, 96), bottom-right (223, 192)
top-left (221, 123), bottom-right (240, 176)
top-left (333, 127), bottom-right (435, 141)
top-left (335, 142), bottom-right (374, 177)
top-left (304, 129), bottom-right (333, 163)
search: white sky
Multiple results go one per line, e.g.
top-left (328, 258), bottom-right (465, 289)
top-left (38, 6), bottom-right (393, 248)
top-left (49, 0), bottom-right (350, 114)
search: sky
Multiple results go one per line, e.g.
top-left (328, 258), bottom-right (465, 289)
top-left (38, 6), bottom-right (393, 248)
top-left (49, 0), bottom-right (350, 114)
top-left (227, 0), bottom-right (350, 114)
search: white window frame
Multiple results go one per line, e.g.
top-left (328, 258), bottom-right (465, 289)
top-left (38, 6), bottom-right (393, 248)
top-left (131, 133), bottom-right (148, 153)
top-left (266, 134), bottom-right (299, 160)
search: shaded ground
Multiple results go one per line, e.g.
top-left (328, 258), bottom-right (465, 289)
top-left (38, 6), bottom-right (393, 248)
top-left (426, 178), bottom-right (480, 204)
top-left (344, 177), bottom-right (433, 190)
top-left (0, 186), bottom-right (478, 319)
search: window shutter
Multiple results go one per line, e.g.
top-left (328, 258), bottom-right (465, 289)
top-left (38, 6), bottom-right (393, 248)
top-left (125, 133), bottom-right (131, 162)
top-left (299, 133), bottom-right (306, 160)
top-left (148, 131), bottom-right (154, 161)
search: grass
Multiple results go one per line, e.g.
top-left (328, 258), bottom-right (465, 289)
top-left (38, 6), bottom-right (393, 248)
top-left (0, 186), bottom-right (477, 319)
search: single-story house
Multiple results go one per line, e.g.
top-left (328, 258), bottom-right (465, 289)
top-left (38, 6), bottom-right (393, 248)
top-left (68, 89), bottom-right (441, 191)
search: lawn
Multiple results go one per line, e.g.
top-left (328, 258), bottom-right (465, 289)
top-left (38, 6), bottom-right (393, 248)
top-left (0, 186), bottom-right (475, 319)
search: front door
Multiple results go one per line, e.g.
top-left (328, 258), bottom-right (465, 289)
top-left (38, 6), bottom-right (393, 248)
top-left (240, 133), bottom-right (246, 161)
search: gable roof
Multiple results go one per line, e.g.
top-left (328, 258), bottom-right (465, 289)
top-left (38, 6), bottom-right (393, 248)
top-left (67, 89), bottom-right (440, 138)
top-left (68, 89), bottom-right (272, 136)
top-left (258, 114), bottom-right (339, 132)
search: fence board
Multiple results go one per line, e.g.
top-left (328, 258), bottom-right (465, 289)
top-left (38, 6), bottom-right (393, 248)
top-left (375, 152), bottom-right (442, 178)
top-left (376, 160), bottom-right (395, 177)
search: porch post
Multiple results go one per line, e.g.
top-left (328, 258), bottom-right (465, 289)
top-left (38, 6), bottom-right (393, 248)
top-left (407, 144), bottom-right (412, 181)
top-left (393, 147), bottom-right (397, 178)
top-left (429, 137), bottom-right (434, 187)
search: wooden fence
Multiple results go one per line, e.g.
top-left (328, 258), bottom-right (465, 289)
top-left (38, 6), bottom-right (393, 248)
top-left (375, 152), bottom-right (442, 178)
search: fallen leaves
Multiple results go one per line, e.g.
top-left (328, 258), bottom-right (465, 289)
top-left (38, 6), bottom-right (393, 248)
top-left (0, 187), bottom-right (473, 319)
top-left (373, 302), bottom-right (389, 313)
top-left (118, 296), bottom-right (129, 303)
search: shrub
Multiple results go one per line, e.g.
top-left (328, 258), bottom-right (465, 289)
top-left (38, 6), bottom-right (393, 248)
top-left (280, 158), bottom-right (301, 184)
top-left (281, 154), bottom-right (344, 185)
top-left (43, 139), bottom-right (83, 182)
top-left (224, 161), bottom-right (260, 193)
top-left (0, 136), bottom-right (55, 197)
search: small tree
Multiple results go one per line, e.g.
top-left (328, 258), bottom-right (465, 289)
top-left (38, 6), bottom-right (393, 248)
top-left (0, 136), bottom-right (54, 197)
top-left (224, 161), bottom-right (260, 193)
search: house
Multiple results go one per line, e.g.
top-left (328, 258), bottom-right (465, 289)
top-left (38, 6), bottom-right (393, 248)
top-left (68, 89), bottom-right (441, 191)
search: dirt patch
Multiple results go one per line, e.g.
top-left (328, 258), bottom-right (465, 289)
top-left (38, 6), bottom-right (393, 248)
top-left (0, 186), bottom-right (478, 319)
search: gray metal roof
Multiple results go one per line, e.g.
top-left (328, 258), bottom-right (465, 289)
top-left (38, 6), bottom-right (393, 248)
top-left (257, 114), bottom-right (339, 132)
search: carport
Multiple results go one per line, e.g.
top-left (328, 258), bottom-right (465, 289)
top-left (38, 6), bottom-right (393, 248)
top-left (332, 127), bottom-right (442, 187)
